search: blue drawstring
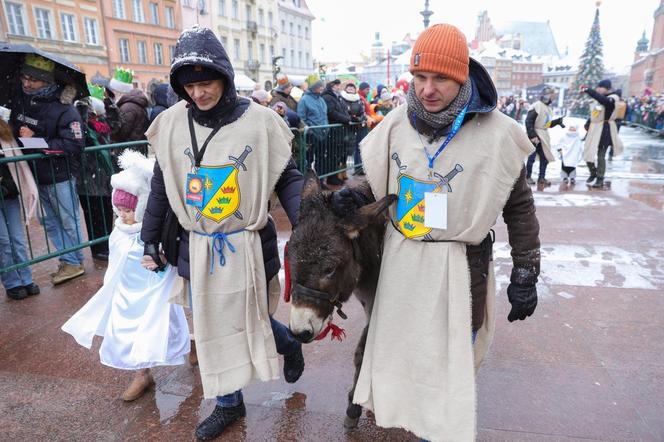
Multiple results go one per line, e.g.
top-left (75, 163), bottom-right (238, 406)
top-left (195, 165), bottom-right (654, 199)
top-left (193, 229), bottom-right (245, 274)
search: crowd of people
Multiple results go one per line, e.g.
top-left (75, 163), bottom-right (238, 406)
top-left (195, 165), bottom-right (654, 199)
top-left (625, 92), bottom-right (664, 129)
top-left (498, 95), bottom-right (530, 121)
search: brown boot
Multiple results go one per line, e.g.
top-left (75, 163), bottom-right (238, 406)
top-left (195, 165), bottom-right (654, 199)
top-left (189, 340), bottom-right (198, 366)
top-left (122, 370), bottom-right (154, 402)
top-left (52, 263), bottom-right (85, 285)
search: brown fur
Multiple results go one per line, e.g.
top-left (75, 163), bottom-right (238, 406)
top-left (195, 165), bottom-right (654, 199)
top-left (0, 119), bottom-right (14, 143)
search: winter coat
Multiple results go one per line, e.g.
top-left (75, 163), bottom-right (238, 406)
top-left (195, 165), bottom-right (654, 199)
top-left (583, 89), bottom-right (624, 161)
top-left (149, 83), bottom-right (171, 123)
top-left (269, 89), bottom-right (298, 112)
top-left (141, 27), bottom-right (304, 284)
top-left (74, 101), bottom-right (114, 197)
top-left (341, 91), bottom-right (367, 123)
top-left (11, 85), bottom-right (85, 184)
top-left (297, 90), bottom-right (328, 127)
top-left (322, 87), bottom-right (351, 124)
top-left (112, 89), bottom-right (150, 143)
top-left (284, 108), bottom-right (301, 128)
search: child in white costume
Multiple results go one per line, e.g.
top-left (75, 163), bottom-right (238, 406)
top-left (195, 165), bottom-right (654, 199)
top-left (62, 151), bottom-right (190, 401)
top-left (557, 125), bottom-right (584, 183)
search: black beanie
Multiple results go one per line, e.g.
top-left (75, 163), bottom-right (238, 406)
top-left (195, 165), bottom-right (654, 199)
top-left (597, 79), bottom-right (612, 89)
top-left (175, 65), bottom-right (224, 86)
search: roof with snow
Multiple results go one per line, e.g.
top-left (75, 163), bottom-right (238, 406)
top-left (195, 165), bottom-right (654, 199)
top-left (495, 21), bottom-right (560, 58)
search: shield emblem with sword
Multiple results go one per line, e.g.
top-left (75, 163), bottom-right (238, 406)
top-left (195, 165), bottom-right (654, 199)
top-left (184, 145), bottom-right (252, 223)
top-left (392, 153), bottom-right (464, 239)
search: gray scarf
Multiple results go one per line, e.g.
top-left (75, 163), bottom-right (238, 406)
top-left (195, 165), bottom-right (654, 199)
top-left (406, 79), bottom-right (472, 140)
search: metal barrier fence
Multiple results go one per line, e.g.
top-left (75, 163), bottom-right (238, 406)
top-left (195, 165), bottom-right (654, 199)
top-left (0, 141), bottom-right (147, 275)
top-left (0, 122), bottom-right (367, 276)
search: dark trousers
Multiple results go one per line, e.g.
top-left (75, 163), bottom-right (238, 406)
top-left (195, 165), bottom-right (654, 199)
top-left (586, 142), bottom-right (610, 180)
top-left (526, 142), bottom-right (548, 180)
top-left (79, 195), bottom-right (113, 255)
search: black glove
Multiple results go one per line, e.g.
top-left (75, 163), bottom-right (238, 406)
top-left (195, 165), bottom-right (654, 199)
top-left (330, 187), bottom-right (368, 217)
top-left (550, 117), bottom-right (565, 129)
top-left (144, 242), bottom-right (166, 272)
top-left (507, 283), bottom-right (537, 322)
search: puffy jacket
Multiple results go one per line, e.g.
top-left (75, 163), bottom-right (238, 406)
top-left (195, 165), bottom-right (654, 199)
top-left (11, 85), bottom-right (85, 184)
top-left (322, 87), bottom-right (351, 124)
top-left (112, 89), bottom-right (149, 142)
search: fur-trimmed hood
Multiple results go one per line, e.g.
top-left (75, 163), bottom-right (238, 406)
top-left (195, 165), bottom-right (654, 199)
top-left (110, 150), bottom-right (155, 223)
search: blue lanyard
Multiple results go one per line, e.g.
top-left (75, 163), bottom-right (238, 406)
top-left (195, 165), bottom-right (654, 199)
top-left (416, 104), bottom-right (468, 170)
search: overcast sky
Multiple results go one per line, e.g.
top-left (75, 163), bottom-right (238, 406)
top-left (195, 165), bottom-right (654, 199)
top-left (306, 0), bottom-right (657, 72)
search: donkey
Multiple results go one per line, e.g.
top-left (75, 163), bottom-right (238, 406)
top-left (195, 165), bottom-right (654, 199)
top-left (287, 170), bottom-right (396, 428)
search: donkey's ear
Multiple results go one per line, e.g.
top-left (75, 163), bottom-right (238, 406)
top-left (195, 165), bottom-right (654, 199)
top-left (301, 168), bottom-right (322, 199)
top-left (342, 194), bottom-right (398, 239)
top-left (358, 194), bottom-right (398, 222)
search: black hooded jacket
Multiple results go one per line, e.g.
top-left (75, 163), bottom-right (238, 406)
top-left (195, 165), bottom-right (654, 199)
top-left (141, 27), bottom-right (303, 283)
top-left (149, 83), bottom-right (171, 122)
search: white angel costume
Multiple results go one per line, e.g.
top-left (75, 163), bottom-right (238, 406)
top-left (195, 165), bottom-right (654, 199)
top-left (62, 151), bottom-right (189, 369)
top-left (556, 129), bottom-right (584, 180)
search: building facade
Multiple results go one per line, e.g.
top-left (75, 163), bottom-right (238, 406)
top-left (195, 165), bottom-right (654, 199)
top-left (628, 1), bottom-right (664, 96)
top-left (100, 0), bottom-right (182, 88)
top-left (276, 0), bottom-right (314, 84)
top-left (1, 0), bottom-right (109, 77)
top-left (181, 0), bottom-right (213, 29)
top-left (210, 0), bottom-right (279, 89)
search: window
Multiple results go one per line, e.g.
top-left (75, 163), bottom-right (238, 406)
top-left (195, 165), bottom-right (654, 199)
top-left (269, 45), bottom-right (274, 60)
top-left (113, 0), bottom-right (126, 19)
top-left (169, 45), bottom-right (175, 63)
top-left (281, 19), bottom-right (285, 33)
top-left (149, 2), bottom-right (159, 24)
top-left (35, 8), bottom-right (53, 40)
top-left (220, 36), bottom-right (228, 47)
top-left (282, 48), bottom-right (286, 64)
top-left (289, 22), bottom-right (293, 36)
top-left (231, 0), bottom-right (238, 19)
top-left (245, 5), bottom-right (251, 21)
top-left (219, 0), bottom-right (226, 16)
top-left (165, 7), bottom-right (175, 28)
top-left (60, 13), bottom-right (77, 42)
top-left (137, 41), bottom-right (147, 63)
top-left (298, 24), bottom-right (301, 38)
top-left (290, 49), bottom-right (294, 67)
top-left (84, 18), bottom-right (100, 45)
top-left (119, 38), bottom-right (131, 62)
top-left (233, 38), bottom-right (240, 61)
top-left (268, 11), bottom-right (273, 28)
top-left (305, 26), bottom-right (309, 39)
top-left (154, 43), bottom-right (163, 65)
top-left (132, 0), bottom-right (145, 22)
top-left (6, 2), bottom-right (27, 36)
top-left (247, 41), bottom-right (253, 60)
top-left (259, 43), bottom-right (265, 63)
top-left (258, 8), bottom-right (264, 25)
top-left (298, 51), bottom-right (302, 68)
top-left (183, 0), bottom-right (192, 5)
top-left (306, 52), bottom-right (310, 68)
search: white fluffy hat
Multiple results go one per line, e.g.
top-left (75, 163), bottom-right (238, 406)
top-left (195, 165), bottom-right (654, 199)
top-left (110, 150), bottom-right (155, 223)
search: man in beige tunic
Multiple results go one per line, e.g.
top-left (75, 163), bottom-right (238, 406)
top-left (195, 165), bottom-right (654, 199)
top-left (140, 28), bottom-right (306, 440)
top-left (333, 24), bottom-right (542, 441)
top-left (581, 79), bottom-right (624, 189)
top-left (524, 87), bottom-right (565, 186)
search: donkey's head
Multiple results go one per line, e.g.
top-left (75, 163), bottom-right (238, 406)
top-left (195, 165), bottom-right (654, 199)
top-left (288, 170), bottom-right (396, 343)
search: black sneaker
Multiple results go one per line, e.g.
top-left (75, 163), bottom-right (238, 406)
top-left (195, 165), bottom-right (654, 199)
top-left (283, 345), bottom-right (305, 383)
top-left (591, 178), bottom-right (604, 188)
top-left (23, 283), bottom-right (40, 296)
top-left (6, 286), bottom-right (28, 300)
top-left (195, 403), bottom-right (246, 441)
top-left (586, 173), bottom-right (597, 184)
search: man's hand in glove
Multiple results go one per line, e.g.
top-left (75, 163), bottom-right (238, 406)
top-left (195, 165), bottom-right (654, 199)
top-left (507, 283), bottom-right (538, 322)
top-left (550, 117), bottom-right (565, 128)
top-left (142, 242), bottom-right (167, 272)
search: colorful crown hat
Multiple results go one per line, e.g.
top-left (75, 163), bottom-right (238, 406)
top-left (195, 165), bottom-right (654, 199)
top-left (87, 83), bottom-right (105, 100)
top-left (109, 67), bottom-right (134, 94)
top-left (24, 54), bottom-right (55, 73)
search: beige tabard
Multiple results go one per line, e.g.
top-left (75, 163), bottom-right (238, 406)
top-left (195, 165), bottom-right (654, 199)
top-left (354, 105), bottom-right (533, 442)
top-left (146, 100), bottom-right (293, 398)
top-left (583, 93), bottom-right (624, 162)
top-left (531, 100), bottom-right (556, 162)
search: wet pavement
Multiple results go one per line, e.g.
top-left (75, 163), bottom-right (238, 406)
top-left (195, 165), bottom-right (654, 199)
top-left (1, 125), bottom-right (663, 441)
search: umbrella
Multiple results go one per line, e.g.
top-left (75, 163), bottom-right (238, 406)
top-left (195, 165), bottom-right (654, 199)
top-left (234, 73), bottom-right (256, 91)
top-left (0, 42), bottom-right (89, 108)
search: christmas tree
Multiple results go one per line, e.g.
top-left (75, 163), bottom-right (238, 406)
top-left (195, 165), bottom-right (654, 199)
top-left (570, 3), bottom-right (605, 116)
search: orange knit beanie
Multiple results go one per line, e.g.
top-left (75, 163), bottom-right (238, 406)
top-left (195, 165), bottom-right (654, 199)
top-left (410, 24), bottom-right (469, 84)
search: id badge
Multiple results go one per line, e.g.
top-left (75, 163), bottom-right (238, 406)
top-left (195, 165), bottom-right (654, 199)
top-left (424, 192), bottom-right (447, 230)
top-left (185, 173), bottom-right (205, 208)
